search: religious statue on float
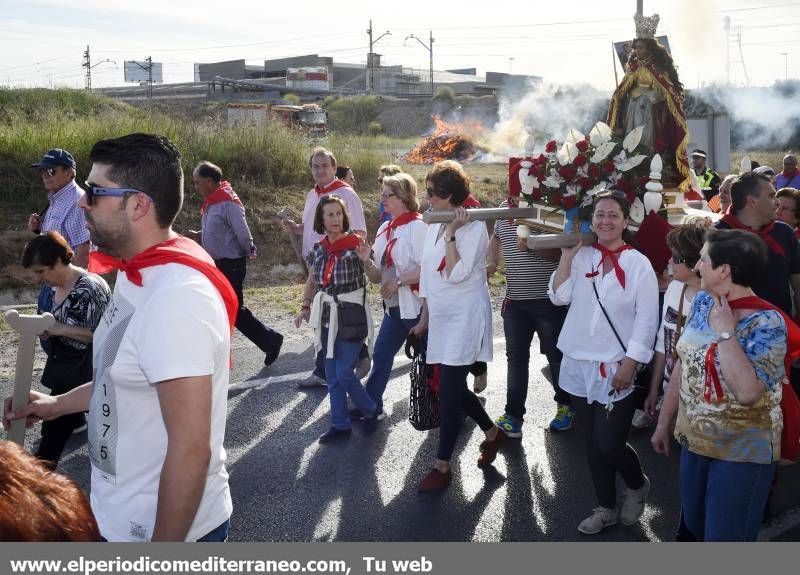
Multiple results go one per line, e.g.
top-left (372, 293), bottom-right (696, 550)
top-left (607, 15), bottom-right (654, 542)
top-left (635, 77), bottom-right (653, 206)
top-left (607, 13), bottom-right (691, 192)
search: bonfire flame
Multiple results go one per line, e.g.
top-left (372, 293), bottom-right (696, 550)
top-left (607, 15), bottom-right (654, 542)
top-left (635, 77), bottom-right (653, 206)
top-left (403, 115), bottom-right (486, 164)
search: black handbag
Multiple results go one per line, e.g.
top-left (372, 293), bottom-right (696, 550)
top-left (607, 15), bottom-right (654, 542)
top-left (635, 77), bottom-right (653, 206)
top-left (591, 280), bottom-right (653, 407)
top-left (333, 289), bottom-right (368, 342)
top-left (405, 335), bottom-right (440, 431)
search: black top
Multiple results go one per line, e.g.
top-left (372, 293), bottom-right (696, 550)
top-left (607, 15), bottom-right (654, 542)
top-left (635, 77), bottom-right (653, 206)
top-left (715, 219), bottom-right (800, 314)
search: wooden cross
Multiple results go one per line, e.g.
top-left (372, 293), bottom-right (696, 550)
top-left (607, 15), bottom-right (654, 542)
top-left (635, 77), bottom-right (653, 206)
top-left (4, 310), bottom-right (55, 446)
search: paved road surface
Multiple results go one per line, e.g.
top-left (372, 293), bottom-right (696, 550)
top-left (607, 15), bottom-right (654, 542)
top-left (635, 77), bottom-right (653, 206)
top-left (12, 327), bottom-right (687, 542)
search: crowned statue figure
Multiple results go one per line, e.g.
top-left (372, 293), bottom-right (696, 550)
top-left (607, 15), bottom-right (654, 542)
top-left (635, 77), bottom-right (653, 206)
top-left (607, 13), bottom-right (691, 191)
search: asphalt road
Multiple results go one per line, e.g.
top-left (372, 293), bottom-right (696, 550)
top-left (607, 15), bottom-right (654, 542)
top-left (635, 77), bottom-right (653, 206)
top-left (12, 323), bottom-right (687, 542)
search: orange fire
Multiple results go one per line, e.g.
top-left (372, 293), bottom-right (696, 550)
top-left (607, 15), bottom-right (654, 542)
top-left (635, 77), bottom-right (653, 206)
top-left (403, 115), bottom-right (486, 164)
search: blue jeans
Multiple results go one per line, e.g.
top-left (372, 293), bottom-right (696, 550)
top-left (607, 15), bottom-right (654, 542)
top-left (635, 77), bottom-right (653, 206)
top-left (365, 306), bottom-right (420, 412)
top-left (680, 449), bottom-right (775, 541)
top-left (502, 298), bottom-right (568, 421)
top-left (196, 519), bottom-right (230, 542)
top-left (321, 327), bottom-right (376, 430)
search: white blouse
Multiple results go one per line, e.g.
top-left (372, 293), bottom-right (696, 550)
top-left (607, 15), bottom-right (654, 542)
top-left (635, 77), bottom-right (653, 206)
top-left (548, 245), bottom-right (659, 394)
top-left (419, 220), bottom-right (493, 366)
top-left (372, 218), bottom-right (428, 319)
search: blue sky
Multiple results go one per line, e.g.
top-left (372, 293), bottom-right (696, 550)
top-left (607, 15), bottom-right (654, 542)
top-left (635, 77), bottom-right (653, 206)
top-left (0, 0), bottom-right (797, 90)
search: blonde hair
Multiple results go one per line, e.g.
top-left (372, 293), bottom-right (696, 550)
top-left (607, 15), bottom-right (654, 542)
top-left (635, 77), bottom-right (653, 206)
top-left (382, 173), bottom-right (419, 212)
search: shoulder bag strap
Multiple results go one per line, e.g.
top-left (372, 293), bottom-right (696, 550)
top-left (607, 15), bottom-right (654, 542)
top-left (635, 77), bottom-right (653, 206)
top-left (670, 284), bottom-right (689, 364)
top-left (591, 279), bottom-right (627, 353)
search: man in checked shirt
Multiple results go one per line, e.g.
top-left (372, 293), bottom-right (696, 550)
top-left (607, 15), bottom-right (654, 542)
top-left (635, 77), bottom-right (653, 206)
top-left (28, 148), bottom-right (90, 268)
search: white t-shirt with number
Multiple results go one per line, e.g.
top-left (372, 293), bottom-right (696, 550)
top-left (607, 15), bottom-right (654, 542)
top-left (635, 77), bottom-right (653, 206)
top-left (88, 264), bottom-right (232, 542)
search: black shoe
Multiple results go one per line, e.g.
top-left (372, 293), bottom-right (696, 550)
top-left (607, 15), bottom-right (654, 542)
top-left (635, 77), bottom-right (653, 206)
top-left (264, 333), bottom-right (284, 367)
top-left (318, 427), bottom-right (352, 443)
top-left (362, 413), bottom-right (380, 434)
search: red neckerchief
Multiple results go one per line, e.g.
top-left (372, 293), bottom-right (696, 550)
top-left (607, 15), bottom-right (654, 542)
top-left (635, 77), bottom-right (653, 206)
top-left (88, 237), bottom-right (238, 365)
top-left (319, 233), bottom-right (360, 287)
top-left (585, 243), bottom-right (634, 289)
top-left (781, 167), bottom-right (799, 180)
top-left (794, 227), bottom-right (800, 241)
top-left (200, 181), bottom-right (243, 215)
top-left (378, 211), bottom-right (422, 267)
top-left (704, 295), bottom-right (800, 403)
top-left (437, 195), bottom-right (481, 272)
top-left (314, 179), bottom-right (350, 197)
top-left (720, 214), bottom-right (785, 257)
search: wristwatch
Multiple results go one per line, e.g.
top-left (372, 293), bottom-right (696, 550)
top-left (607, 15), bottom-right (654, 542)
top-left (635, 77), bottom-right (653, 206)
top-left (444, 235), bottom-right (455, 243)
top-left (718, 331), bottom-right (733, 342)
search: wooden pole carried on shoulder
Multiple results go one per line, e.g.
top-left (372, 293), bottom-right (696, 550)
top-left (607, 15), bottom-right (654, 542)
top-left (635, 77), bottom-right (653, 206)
top-left (422, 207), bottom-right (535, 224)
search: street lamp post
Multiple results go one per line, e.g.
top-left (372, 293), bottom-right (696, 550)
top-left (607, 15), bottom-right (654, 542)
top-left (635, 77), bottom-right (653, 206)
top-left (405, 32), bottom-right (434, 95)
top-left (781, 52), bottom-right (788, 81)
top-left (366, 20), bottom-right (391, 94)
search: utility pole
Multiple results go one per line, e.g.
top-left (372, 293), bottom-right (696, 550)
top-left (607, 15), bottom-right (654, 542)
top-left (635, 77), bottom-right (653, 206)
top-left (146, 56), bottom-right (153, 98)
top-left (366, 20), bottom-right (390, 94)
top-left (724, 16), bottom-right (731, 85)
top-left (734, 27), bottom-right (750, 86)
top-left (405, 32), bottom-right (434, 95)
top-left (82, 45), bottom-right (91, 91)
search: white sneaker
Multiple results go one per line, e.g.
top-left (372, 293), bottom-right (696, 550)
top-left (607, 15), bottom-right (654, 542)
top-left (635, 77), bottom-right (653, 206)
top-left (298, 373), bottom-right (327, 388)
top-left (631, 409), bottom-right (653, 430)
top-left (356, 356), bottom-right (371, 380)
top-left (473, 371), bottom-right (488, 394)
top-left (578, 507), bottom-right (619, 535)
top-left (620, 475), bottom-right (651, 525)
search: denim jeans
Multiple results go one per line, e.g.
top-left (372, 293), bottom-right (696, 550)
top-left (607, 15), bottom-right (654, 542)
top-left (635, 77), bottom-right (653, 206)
top-left (365, 306), bottom-right (420, 412)
top-left (679, 449), bottom-right (775, 541)
top-left (196, 519), bottom-right (230, 542)
top-left (502, 298), bottom-right (568, 421)
top-left (436, 364), bottom-right (494, 461)
top-left (215, 258), bottom-right (282, 355)
top-left (321, 327), bottom-right (376, 430)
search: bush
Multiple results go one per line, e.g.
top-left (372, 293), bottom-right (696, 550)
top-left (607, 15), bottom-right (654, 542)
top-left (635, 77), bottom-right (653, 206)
top-left (433, 85), bottom-right (455, 102)
top-left (283, 93), bottom-right (300, 105)
top-left (324, 95), bottom-right (380, 134)
top-left (367, 121), bottom-right (384, 136)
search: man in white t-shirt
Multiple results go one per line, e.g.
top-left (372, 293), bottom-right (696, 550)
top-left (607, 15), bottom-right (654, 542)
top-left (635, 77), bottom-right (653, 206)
top-left (283, 147), bottom-right (370, 386)
top-left (5, 133), bottom-right (233, 542)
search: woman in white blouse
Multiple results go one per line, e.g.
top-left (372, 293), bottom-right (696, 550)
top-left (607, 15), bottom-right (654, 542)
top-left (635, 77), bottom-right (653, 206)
top-left (549, 190), bottom-right (659, 535)
top-left (410, 160), bottom-right (505, 493)
top-left (354, 173), bottom-right (427, 419)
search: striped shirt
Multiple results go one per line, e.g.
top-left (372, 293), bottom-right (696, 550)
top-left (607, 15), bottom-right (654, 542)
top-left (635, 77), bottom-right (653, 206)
top-left (494, 201), bottom-right (558, 300)
top-left (42, 180), bottom-right (90, 249)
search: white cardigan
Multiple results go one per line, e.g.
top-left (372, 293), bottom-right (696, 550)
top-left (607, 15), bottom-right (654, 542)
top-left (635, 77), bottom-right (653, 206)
top-left (372, 218), bottom-right (427, 319)
top-left (419, 220), bottom-right (492, 366)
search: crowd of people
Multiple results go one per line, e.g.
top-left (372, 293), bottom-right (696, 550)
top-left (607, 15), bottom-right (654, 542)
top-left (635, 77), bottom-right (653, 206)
top-left (2, 135), bottom-right (800, 544)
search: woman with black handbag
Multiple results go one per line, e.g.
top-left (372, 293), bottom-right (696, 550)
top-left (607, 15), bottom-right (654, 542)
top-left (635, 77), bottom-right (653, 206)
top-left (295, 195), bottom-right (379, 443)
top-left (22, 231), bottom-right (110, 469)
top-left (549, 190), bottom-right (659, 534)
top-left (410, 160), bottom-right (505, 493)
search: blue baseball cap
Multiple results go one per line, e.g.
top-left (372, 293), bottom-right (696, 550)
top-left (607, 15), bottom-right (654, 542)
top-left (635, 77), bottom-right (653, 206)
top-left (30, 148), bottom-right (76, 169)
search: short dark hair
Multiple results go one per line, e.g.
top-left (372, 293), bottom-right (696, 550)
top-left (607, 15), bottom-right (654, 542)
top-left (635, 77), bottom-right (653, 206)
top-left (89, 133), bottom-right (183, 229)
top-left (426, 160), bottom-right (470, 206)
top-left (730, 172), bottom-right (772, 213)
top-left (22, 232), bottom-right (73, 268)
top-left (313, 195), bottom-right (350, 235)
top-left (194, 161), bottom-right (223, 183)
top-left (309, 147), bottom-right (336, 169)
top-left (335, 166), bottom-right (351, 180)
top-left (777, 187), bottom-right (800, 219)
top-left (705, 228), bottom-right (768, 287)
top-left (666, 220), bottom-right (709, 269)
top-left (0, 440), bottom-right (101, 541)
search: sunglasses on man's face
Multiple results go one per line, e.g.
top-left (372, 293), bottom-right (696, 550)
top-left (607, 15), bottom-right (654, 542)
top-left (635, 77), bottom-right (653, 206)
top-left (40, 168), bottom-right (59, 177)
top-left (84, 183), bottom-right (150, 205)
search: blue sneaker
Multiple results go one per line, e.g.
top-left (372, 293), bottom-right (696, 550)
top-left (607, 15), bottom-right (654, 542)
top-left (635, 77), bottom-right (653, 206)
top-left (494, 414), bottom-right (522, 438)
top-left (549, 404), bottom-right (575, 431)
